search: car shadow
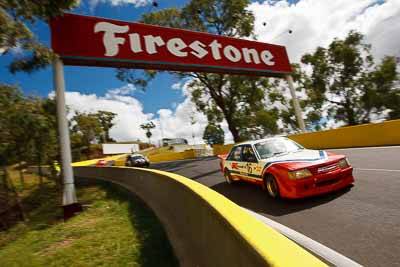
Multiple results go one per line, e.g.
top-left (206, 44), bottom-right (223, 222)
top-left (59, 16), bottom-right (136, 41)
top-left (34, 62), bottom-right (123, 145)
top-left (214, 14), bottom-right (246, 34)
top-left (211, 181), bottom-right (353, 217)
top-left (151, 157), bottom-right (218, 173)
top-left (191, 169), bottom-right (221, 180)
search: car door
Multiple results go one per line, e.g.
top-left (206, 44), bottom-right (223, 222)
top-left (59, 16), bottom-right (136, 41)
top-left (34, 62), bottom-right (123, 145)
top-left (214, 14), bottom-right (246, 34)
top-left (241, 145), bottom-right (263, 183)
top-left (225, 146), bottom-right (247, 180)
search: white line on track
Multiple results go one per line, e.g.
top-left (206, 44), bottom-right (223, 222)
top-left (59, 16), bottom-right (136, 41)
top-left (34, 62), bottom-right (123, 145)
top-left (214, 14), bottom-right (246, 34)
top-left (245, 208), bottom-right (364, 267)
top-left (329, 146), bottom-right (400, 151)
top-left (355, 168), bottom-right (400, 172)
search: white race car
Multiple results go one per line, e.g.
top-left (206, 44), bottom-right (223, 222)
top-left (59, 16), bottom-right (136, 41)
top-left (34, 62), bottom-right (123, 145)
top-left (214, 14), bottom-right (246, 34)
top-left (218, 137), bottom-right (354, 199)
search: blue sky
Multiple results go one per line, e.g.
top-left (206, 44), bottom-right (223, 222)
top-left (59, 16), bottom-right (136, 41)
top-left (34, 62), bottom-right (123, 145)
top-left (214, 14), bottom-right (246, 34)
top-left (1, 0), bottom-right (189, 114)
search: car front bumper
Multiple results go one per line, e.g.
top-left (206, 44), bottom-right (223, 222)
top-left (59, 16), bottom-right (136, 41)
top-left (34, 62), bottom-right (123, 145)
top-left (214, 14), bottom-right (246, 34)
top-left (280, 167), bottom-right (354, 199)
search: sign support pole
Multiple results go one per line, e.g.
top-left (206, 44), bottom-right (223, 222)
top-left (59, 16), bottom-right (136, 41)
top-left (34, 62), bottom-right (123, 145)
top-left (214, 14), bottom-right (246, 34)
top-left (285, 74), bottom-right (306, 132)
top-left (53, 57), bottom-right (82, 220)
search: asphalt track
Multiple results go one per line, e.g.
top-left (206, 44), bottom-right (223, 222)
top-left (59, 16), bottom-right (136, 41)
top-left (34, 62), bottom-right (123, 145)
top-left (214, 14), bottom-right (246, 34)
top-left (151, 146), bottom-right (400, 267)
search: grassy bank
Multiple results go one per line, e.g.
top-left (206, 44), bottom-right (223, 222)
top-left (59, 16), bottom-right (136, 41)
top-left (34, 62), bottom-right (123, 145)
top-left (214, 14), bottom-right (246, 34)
top-left (0, 170), bottom-right (178, 267)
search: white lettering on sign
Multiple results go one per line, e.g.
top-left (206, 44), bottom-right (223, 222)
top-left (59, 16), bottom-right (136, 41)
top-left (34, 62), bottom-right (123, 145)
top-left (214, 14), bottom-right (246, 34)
top-left (260, 50), bottom-right (275, 66)
top-left (94, 22), bottom-right (129, 56)
top-left (189, 40), bottom-right (207, 59)
top-left (209, 40), bottom-right (222, 60)
top-left (129, 33), bottom-right (142, 53)
top-left (94, 21), bottom-right (275, 66)
top-left (242, 48), bottom-right (260, 64)
top-left (223, 45), bottom-right (242, 62)
top-left (167, 38), bottom-right (188, 57)
top-left (144, 35), bottom-right (165, 54)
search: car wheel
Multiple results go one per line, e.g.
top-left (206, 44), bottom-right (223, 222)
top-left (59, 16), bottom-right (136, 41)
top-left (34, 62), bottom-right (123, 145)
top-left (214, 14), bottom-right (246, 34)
top-left (126, 160), bottom-right (132, 167)
top-left (264, 175), bottom-right (280, 198)
top-left (224, 169), bottom-right (235, 184)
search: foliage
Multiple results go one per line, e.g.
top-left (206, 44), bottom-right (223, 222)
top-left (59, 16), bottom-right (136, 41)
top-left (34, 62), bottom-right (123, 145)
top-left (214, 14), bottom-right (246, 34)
top-left (0, 0), bottom-right (79, 73)
top-left (71, 112), bottom-right (102, 158)
top-left (140, 121), bottom-right (156, 142)
top-left (203, 123), bottom-right (224, 145)
top-left (0, 84), bottom-right (59, 169)
top-left (0, 84), bottom-right (23, 165)
top-left (190, 74), bottom-right (280, 140)
top-left (298, 31), bottom-right (399, 127)
top-left (0, 176), bottom-right (178, 267)
top-left (117, 0), bottom-right (279, 142)
top-left (95, 110), bottom-right (117, 143)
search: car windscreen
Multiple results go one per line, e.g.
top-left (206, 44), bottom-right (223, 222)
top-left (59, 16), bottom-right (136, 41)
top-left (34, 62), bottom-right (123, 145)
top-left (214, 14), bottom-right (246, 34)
top-left (130, 156), bottom-right (144, 160)
top-left (254, 139), bottom-right (303, 159)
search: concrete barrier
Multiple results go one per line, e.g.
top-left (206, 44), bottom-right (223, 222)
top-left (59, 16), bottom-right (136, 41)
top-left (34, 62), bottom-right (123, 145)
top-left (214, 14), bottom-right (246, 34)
top-left (213, 120), bottom-right (400, 154)
top-left (288, 119), bottom-right (400, 149)
top-left (72, 154), bottom-right (127, 167)
top-left (147, 149), bottom-right (197, 163)
top-left (74, 166), bottom-right (326, 267)
top-left (213, 144), bottom-right (234, 156)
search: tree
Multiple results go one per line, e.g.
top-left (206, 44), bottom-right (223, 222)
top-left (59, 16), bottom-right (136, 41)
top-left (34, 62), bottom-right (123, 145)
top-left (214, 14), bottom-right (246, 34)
top-left (0, 84), bottom-right (23, 166)
top-left (0, 0), bottom-right (79, 73)
top-left (0, 85), bottom-right (60, 186)
top-left (299, 31), bottom-right (399, 126)
top-left (71, 112), bottom-right (102, 159)
top-left (203, 123), bottom-right (224, 145)
top-left (140, 122), bottom-right (156, 144)
top-left (95, 111), bottom-right (117, 143)
top-left (118, 0), bottom-right (279, 142)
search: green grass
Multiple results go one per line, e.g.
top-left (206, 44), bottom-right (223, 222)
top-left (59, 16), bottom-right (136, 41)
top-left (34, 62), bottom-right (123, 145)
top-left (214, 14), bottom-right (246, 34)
top-left (0, 172), bottom-right (178, 267)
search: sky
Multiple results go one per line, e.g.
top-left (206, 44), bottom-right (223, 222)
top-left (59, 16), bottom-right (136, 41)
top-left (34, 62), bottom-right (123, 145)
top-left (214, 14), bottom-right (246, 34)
top-left (1, 0), bottom-right (399, 144)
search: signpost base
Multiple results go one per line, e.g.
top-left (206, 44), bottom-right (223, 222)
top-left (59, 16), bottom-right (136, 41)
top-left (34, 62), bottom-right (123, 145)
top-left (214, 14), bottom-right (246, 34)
top-left (63, 203), bottom-right (83, 221)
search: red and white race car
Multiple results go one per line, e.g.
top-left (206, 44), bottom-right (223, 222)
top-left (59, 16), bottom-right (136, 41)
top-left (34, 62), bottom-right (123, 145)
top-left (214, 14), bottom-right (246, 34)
top-left (219, 137), bottom-right (354, 199)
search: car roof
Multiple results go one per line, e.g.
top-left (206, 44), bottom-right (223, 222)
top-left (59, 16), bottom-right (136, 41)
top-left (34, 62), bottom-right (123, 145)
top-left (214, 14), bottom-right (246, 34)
top-left (235, 137), bottom-right (289, 146)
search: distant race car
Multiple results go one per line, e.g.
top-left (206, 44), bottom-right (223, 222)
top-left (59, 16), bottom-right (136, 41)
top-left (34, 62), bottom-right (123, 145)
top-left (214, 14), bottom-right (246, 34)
top-left (95, 159), bottom-right (114, 166)
top-left (219, 137), bottom-right (354, 199)
top-left (125, 154), bottom-right (150, 168)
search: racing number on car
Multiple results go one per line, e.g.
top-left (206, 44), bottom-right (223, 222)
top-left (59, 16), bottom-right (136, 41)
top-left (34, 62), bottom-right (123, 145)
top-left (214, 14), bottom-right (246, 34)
top-left (246, 163), bottom-right (252, 174)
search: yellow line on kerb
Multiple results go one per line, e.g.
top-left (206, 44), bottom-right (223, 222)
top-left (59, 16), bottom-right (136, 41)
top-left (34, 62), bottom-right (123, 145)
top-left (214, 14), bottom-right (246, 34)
top-left (121, 167), bottom-right (327, 267)
top-left (72, 154), bottom-right (127, 167)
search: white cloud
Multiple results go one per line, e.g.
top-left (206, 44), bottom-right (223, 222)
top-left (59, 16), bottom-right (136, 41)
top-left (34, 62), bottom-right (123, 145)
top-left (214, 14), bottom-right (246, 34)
top-left (89, 0), bottom-right (152, 10)
top-left (171, 82), bottom-right (182, 90)
top-left (249, 0), bottom-right (400, 62)
top-left (106, 83), bottom-right (136, 96)
top-left (51, 83), bottom-right (219, 145)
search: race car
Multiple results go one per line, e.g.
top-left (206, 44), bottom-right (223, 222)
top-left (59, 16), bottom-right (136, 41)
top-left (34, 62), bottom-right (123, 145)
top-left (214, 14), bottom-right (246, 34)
top-left (95, 159), bottom-right (115, 166)
top-left (125, 154), bottom-right (150, 168)
top-left (219, 137), bottom-right (354, 199)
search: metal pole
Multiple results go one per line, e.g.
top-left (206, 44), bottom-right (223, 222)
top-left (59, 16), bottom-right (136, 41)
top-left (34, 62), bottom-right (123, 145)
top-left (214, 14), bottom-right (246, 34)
top-left (53, 57), bottom-right (81, 219)
top-left (285, 74), bottom-right (306, 132)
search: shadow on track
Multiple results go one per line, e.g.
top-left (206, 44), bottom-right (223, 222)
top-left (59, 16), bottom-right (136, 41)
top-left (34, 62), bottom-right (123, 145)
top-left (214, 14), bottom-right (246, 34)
top-left (151, 157), bottom-right (217, 174)
top-left (211, 182), bottom-right (353, 217)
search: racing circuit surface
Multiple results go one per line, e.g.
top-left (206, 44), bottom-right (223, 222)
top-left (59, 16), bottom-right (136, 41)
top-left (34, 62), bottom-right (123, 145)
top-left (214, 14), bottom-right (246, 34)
top-left (151, 146), bottom-right (400, 267)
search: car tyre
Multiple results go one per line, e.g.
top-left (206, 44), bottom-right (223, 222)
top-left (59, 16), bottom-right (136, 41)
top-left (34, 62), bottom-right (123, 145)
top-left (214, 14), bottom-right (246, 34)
top-left (125, 160), bottom-right (132, 167)
top-left (224, 169), bottom-right (235, 185)
top-left (264, 175), bottom-right (280, 198)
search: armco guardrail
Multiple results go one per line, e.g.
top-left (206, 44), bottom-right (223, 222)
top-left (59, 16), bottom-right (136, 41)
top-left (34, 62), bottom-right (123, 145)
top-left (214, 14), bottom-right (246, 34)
top-left (74, 166), bottom-right (326, 267)
top-left (213, 119), bottom-right (400, 154)
top-left (288, 119), bottom-right (400, 149)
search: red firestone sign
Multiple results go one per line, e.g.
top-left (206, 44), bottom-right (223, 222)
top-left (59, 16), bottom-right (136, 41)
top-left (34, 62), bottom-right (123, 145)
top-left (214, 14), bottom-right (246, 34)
top-left (50, 13), bottom-right (292, 76)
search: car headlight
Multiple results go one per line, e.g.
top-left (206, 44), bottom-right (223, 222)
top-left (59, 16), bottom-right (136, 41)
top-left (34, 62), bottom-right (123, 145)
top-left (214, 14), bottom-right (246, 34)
top-left (338, 158), bottom-right (350, 169)
top-left (288, 169), bottom-right (312, 180)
